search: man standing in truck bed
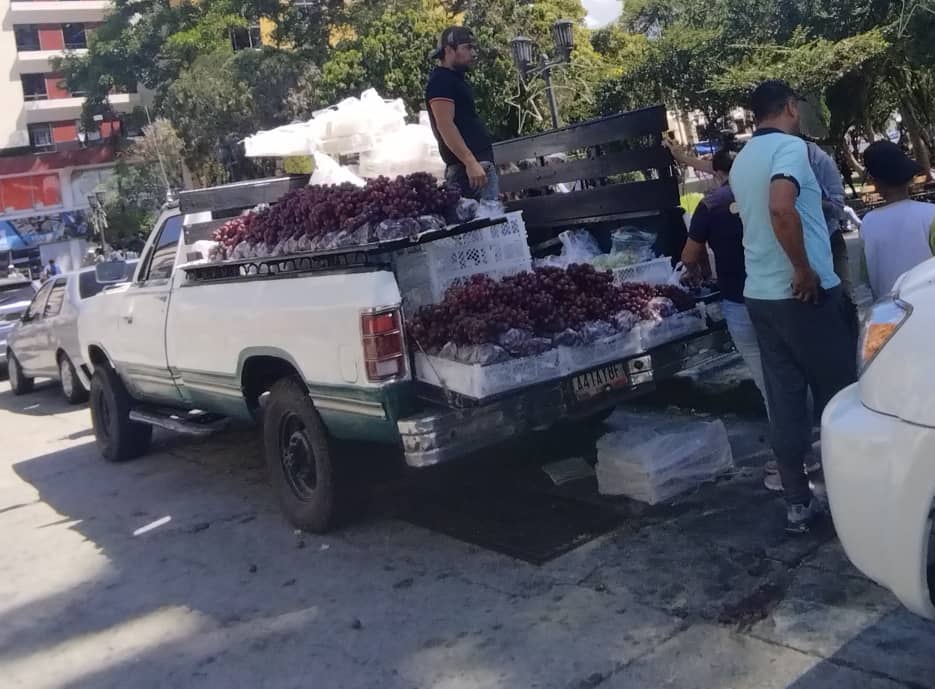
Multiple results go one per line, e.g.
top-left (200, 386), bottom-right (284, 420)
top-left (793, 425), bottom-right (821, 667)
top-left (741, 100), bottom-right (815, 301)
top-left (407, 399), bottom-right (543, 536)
top-left (425, 26), bottom-right (500, 202)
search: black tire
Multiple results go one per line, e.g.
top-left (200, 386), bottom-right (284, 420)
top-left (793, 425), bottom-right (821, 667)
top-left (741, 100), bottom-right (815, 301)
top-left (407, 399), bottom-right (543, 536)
top-left (59, 353), bottom-right (89, 405)
top-left (89, 365), bottom-right (152, 462)
top-left (7, 351), bottom-right (34, 395)
top-left (263, 378), bottom-right (347, 533)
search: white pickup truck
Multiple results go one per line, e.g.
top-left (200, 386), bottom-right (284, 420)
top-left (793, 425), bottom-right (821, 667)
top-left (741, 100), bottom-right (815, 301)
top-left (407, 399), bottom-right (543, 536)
top-left (78, 108), bottom-right (731, 533)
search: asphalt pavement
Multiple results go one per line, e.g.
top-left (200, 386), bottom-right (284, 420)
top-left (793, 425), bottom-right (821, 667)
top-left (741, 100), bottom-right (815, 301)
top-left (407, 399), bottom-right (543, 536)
top-left (1, 377), bottom-right (933, 689)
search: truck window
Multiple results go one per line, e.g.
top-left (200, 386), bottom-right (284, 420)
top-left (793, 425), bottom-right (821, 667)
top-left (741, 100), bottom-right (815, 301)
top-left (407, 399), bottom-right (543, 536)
top-left (143, 215), bottom-right (183, 282)
top-left (25, 281), bottom-right (53, 321)
top-left (43, 278), bottom-right (67, 318)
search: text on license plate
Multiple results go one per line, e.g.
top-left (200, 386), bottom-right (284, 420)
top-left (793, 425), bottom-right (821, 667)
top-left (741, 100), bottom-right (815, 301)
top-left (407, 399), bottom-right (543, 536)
top-left (573, 362), bottom-right (628, 400)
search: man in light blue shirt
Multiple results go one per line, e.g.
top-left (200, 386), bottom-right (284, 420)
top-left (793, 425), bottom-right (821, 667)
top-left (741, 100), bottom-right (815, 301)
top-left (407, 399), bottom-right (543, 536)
top-left (730, 80), bottom-right (857, 534)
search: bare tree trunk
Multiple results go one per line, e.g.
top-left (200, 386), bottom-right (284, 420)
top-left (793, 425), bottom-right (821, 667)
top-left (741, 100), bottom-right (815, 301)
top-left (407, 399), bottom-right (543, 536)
top-left (840, 136), bottom-right (865, 177)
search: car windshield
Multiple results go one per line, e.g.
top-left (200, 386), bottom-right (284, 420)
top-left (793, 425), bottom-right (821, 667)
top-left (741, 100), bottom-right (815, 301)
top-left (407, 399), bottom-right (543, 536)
top-left (78, 261), bottom-right (138, 300)
top-left (0, 281), bottom-right (35, 306)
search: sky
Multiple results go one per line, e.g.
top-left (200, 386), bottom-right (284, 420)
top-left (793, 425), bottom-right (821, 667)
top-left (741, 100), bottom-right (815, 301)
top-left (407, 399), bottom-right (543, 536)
top-left (582, 0), bottom-right (622, 28)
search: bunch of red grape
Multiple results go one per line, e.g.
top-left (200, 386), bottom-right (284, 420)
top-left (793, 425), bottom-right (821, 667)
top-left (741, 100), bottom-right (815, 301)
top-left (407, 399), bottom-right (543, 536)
top-left (212, 173), bottom-right (461, 258)
top-left (408, 264), bottom-right (697, 350)
top-left (211, 213), bottom-right (255, 257)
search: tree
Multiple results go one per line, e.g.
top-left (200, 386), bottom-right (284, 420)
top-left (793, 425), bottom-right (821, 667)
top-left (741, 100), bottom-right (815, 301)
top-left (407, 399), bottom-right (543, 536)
top-left (99, 119), bottom-right (186, 245)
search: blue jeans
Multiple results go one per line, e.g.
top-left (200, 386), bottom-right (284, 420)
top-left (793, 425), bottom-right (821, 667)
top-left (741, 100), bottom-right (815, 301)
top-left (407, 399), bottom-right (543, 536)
top-left (720, 299), bottom-right (768, 415)
top-left (445, 161), bottom-right (500, 201)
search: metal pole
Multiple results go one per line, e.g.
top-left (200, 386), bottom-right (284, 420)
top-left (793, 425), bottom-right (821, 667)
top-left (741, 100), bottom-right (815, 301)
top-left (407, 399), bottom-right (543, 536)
top-left (541, 64), bottom-right (560, 129)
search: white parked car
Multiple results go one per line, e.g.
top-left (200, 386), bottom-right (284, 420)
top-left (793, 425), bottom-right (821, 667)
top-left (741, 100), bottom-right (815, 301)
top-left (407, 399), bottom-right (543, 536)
top-left (0, 276), bottom-right (38, 375)
top-left (6, 262), bottom-right (137, 403)
top-left (822, 257), bottom-right (935, 621)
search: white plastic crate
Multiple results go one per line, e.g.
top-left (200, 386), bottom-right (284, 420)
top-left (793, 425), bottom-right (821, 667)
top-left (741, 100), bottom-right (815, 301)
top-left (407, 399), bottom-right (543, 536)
top-left (395, 211), bottom-right (531, 311)
top-left (638, 304), bottom-right (707, 350)
top-left (558, 329), bottom-right (643, 376)
top-left (414, 348), bottom-right (561, 400)
top-left (611, 256), bottom-right (673, 285)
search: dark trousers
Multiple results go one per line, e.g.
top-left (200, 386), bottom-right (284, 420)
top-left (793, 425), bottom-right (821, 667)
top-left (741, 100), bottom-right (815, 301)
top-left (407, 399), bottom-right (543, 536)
top-left (746, 287), bottom-right (858, 504)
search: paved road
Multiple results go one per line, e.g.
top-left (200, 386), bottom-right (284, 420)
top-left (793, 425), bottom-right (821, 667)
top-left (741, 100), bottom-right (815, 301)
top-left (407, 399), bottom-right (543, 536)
top-left (1, 379), bottom-right (933, 689)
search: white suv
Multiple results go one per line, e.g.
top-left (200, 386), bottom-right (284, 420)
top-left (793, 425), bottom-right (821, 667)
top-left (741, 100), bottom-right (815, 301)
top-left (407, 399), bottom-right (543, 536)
top-left (822, 258), bottom-right (935, 620)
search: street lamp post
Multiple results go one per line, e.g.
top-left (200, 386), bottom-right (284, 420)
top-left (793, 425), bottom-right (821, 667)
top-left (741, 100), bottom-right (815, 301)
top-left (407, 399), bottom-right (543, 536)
top-left (510, 19), bottom-right (575, 129)
top-left (88, 192), bottom-right (109, 255)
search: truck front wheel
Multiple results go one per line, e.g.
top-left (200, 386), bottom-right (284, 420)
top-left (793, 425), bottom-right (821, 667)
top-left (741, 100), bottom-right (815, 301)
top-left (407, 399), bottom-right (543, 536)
top-left (90, 365), bottom-right (152, 462)
top-left (263, 378), bottom-right (346, 533)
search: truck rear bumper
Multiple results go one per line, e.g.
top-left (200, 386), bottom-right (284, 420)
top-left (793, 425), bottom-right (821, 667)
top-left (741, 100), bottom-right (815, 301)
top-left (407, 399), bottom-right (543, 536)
top-left (398, 328), bottom-right (730, 468)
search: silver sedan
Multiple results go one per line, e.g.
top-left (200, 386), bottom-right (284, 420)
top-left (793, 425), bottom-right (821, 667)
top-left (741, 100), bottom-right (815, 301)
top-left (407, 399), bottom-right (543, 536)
top-left (6, 262), bottom-right (136, 403)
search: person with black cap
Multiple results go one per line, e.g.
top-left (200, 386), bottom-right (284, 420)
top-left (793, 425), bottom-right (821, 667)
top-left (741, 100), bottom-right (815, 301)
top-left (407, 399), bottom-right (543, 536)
top-left (729, 79), bottom-right (858, 535)
top-left (425, 26), bottom-right (499, 201)
top-left (861, 141), bottom-right (935, 298)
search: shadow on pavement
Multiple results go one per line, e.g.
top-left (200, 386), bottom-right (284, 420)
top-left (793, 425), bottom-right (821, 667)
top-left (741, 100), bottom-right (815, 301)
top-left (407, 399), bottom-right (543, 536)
top-left (0, 380), bottom-right (74, 417)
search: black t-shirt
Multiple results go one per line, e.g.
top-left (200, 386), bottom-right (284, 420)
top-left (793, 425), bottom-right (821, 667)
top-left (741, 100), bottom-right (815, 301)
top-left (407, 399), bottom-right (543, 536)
top-left (688, 183), bottom-right (746, 303)
top-left (425, 66), bottom-right (493, 167)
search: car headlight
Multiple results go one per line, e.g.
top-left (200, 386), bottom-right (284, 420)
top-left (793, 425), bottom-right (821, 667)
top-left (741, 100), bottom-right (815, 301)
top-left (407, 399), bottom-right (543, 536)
top-left (858, 296), bottom-right (912, 373)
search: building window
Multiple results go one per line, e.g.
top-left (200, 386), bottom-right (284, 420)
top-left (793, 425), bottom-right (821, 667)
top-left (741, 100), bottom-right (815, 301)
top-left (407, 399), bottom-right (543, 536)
top-left (14, 25), bottom-right (41, 52)
top-left (62, 23), bottom-right (87, 50)
top-left (76, 120), bottom-right (102, 144)
top-left (230, 23), bottom-right (261, 51)
top-left (21, 74), bottom-right (48, 101)
top-left (28, 123), bottom-right (54, 152)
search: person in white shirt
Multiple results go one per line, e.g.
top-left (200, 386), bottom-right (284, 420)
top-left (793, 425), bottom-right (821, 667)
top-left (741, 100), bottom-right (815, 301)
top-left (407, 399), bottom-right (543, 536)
top-left (861, 141), bottom-right (935, 298)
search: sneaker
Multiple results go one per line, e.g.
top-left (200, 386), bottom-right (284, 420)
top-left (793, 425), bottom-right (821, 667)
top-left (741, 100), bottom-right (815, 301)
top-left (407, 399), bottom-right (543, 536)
top-left (785, 499), bottom-right (826, 534)
top-left (765, 472), bottom-right (826, 494)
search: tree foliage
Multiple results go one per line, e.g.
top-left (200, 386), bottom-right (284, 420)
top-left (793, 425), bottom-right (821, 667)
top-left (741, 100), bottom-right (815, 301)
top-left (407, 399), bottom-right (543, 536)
top-left (60, 0), bottom-right (935, 198)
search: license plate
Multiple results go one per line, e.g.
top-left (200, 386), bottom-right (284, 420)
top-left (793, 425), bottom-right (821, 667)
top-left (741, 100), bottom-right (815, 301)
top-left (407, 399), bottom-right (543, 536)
top-left (572, 361), bottom-right (629, 401)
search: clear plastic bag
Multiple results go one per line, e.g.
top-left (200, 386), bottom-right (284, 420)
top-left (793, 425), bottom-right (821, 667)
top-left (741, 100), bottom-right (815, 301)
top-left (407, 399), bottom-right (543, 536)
top-left (498, 328), bottom-right (551, 357)
top-left (551, 328), bottom-right (584, 346)
top-left (457, 344), bottom-right (511, 365)
top-left (309, 152), bottom-right (366, 187)
top-left (643, 296), bottom-right (676, 320)
top-left (537, 229), bottom-right (603, 268)
top-left (612, 309), bottom-right (640, 333)
top-left (611, 228), bottom-right (656, 265)
top-left (580, 320), bottom-right (617, 343)
top-left (596, 419), bottom-right (734, 504)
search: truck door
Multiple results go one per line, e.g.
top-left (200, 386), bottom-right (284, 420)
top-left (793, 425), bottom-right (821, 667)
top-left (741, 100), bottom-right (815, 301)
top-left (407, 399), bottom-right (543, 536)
top-left (117, 213), bottom-right (184, 404)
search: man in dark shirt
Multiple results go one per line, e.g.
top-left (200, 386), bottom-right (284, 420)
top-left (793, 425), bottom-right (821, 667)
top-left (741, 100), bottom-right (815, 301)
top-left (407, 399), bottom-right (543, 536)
top-left (425, 26), bottom-right (499, 201)
top-left (673, 149), bottom-right (769, 410)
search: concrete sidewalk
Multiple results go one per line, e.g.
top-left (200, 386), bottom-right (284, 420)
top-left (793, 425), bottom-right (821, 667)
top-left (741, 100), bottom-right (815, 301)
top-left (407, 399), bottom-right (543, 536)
top-left (0, 380), bottom-right (932, 689)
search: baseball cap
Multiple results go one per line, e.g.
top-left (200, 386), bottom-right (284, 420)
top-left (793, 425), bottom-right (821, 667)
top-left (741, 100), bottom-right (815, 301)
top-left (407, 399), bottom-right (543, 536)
top-left (430, 26), bottom-right (476, 60)
top-left (749, 80), bottom-right (801, 122)
top-left (863, 140), bottom-right (924, 186)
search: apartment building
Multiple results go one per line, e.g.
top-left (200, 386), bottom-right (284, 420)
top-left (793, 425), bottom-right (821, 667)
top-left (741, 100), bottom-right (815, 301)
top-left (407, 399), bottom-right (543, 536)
top-left (0, 0), bottom-right (141, 267)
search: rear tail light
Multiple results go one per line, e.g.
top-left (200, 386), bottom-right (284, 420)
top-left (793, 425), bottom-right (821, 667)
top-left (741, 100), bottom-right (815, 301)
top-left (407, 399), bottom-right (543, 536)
top-left (858, 296), bottom-right (911, 374)
top-left (361, 308), bottom-right (406, 382)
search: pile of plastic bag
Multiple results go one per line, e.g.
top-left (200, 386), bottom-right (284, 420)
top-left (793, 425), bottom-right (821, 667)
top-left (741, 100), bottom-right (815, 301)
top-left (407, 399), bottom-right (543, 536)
top-left (596, 417), bottom-right (733, 504)
top-left (244, 89), bottom-right (446, 180)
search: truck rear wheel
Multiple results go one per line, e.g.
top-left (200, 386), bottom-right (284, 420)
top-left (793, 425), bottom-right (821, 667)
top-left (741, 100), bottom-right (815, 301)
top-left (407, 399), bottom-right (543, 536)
top-left (90, 365), bottom-right (152, 462)
top-left (263, 378), bottom-right (346, 533)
